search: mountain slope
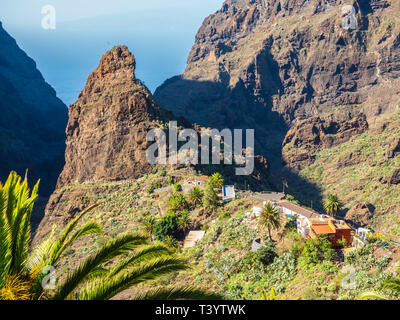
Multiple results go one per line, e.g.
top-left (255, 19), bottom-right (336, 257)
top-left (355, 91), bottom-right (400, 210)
top-left (0, 22), bottom-right (68, 195)
top-left (154, 0), bottom-right (400, 167)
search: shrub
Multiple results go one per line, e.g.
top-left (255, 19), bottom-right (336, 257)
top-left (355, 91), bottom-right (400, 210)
top-left (299, 236), bottom-right (335, 268)
top-left (154, 212), bottom-right (179, 241)
top-left (173, 183), bottom-right (182, 192)
top-left (255, 240), bottom-right (278, 266)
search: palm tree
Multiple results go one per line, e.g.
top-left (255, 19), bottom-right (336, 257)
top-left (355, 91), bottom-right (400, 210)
top-left (323, 194), bottom-right (343, 217)
top-left (0, 172), bottom-right (220, 300)
top-left (258, 202), bottom-right (282, 241)
top-left (203, 180), bottom-right (220, 210)
top-left (187, 186), bottom-right (204, 207)
top-left (177, 212), bottom-right (192, 235)
top-left (142, 216), bottom-right (156, 240)
top-left (210, 173), bottom-right (224, 190)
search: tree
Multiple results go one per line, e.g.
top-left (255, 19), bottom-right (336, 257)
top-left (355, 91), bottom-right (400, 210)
top-left (0, 172), bottom-right (219, 301)
top-left (153, 212), bottom-right (179, 241)
top-left (142, 216), bottom-right (156, 240)
top-left (187, 186), bottom-right (204, 207)
top-left (258, 202), bottom-right (282, 241)
top-left (323, 194), bottom-right (343, 217)
top-left (300, 236), bottom-right (335, 267)
top-left (255, 240), bottom-right (277, 266)
top-left (168, 193), bottom-right (189, 212)
top-left (203, 180), bottom-right (220, 210)
top-left (177, 211), bottom-right (192, 235)
top-left (210, 173), bottom-right (224, 189)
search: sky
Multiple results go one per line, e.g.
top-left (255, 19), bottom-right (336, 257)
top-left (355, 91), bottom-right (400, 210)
top-left (0, 0), bottom-right (224, 105)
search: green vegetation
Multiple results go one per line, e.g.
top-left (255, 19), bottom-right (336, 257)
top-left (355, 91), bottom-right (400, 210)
top-left (297, 113), bottom-right (400, 233)
top-left (323, 194), bottom-right (343, 217)
top-left (187, 186), bottom-right (204, 207)
top-left (258, 202), bottom-right (282, 241)
top-left (153, 212), bottom-right (179, 241)
top-left (203, 180), bottom-right (220, 210)
top-left (0, 172), bottom-right (218, 300)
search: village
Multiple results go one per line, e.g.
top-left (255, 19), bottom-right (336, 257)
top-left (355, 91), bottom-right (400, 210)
top-left (148, 170), bottom-right (398, 255)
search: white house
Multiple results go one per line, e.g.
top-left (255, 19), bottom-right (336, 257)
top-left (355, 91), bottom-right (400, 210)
top-left (221, 185), bottom-right (235, 203)
top-left (274, 201), bottom-right (324, 237)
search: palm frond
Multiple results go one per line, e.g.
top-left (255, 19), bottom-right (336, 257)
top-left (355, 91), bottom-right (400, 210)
top-left (53, 233), bottom-right (147, 300)
top-left (357, 292), bottom-right (388, 300)
top-left (47, 203), bottom-right (101, 266)
top-left (0, 188), bottom-right (12, 289)
top-left (76, 257), bottom-right (187, 300)
top-left (108, 244), bottom-right (171, 278)
top-left (134, 287), bottom-right (222, 300)
top-left (382, 278), bottom-right (400, 293)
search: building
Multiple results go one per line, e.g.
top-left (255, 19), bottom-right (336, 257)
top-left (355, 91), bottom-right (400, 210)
top-left (187, 176), bottom-right (208, 187)
top-left (221, 185), bottom-right (235, 203)
top-left (274, 200), bottom-right (320, 236)
top-left (309, 217), bottom-right (353, 247)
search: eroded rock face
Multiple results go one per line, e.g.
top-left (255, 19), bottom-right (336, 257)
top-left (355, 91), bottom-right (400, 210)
top-left (389, 167), bottom-right (400, 185)
top-left (281, 114), bottom-right (368, 167)
top-left (56, 46), bottom-right (173, 188)
top-left (154, 0), bottom-right (400, 166)
top-left (0, 22), bottom-right (67, 195)
top-left (345, 202), bottom-right (375, 227)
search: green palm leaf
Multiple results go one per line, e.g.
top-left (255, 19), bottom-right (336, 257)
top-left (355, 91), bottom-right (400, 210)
top-left (76, 257), bottom-right (187, 300)
top-left (53, 233), bottom-right (147, 300)
top-left (134, 287), bottom-right (222, 300)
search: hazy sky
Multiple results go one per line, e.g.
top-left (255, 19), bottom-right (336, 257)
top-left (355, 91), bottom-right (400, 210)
top-left (0, 1), bottom-right (224, 104)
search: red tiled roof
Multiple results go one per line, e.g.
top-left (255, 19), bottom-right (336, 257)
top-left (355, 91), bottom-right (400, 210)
top-left (311, 224), bottom-right (335, 235)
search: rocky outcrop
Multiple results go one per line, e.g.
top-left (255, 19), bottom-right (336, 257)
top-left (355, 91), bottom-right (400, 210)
top-left (0, 22), bottom-right (67, 195)
top-left (154, 0), bottom-right (400, 166)
top-left (386, 138), bottom-right (400, 159)
top-left (389, 167), bottom-right (400, 185)
top-left (281, 114), bottom-right (368, 167)
top-left (56, 46), bottom-right (174, 188)
top-left (345, 202), bottom-right (375, 227)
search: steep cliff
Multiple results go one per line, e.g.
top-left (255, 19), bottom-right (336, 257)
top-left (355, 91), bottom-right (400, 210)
top-left (0, 22), bottom-right (67, 195)
top-left (56, 46), bottom-right (175, 188)
top-left (155, 0), bottom-right (400, 167)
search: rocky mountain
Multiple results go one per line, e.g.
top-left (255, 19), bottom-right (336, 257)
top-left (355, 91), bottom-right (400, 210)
top-left (35, 45), bottom-right (274, 241)
top-left (154, 0), bottom-right (400, 168)
top-left (0, 22), bottom-right (67, 195)
top-left (56, 46), bottom-right (176, 189)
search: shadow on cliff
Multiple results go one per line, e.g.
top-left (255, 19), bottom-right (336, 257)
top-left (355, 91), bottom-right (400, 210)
top-left (155, 79), bottom-right (326, 209)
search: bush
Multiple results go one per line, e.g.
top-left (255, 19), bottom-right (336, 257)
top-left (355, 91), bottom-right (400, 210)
top-left (173, 183), bottom-right (182, 192)
top-left (154, 212), bottom-right (179, 241)
top-left (299, 236), bottom-right (335, 268)
top-left (255, 240), bottom-right (277, 266)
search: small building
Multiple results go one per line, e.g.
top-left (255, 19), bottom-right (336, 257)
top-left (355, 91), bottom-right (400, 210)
top-left (221, 185), bottom-right (235, 203)
top-left (187, 176), bottom-right (208, 188)
top-left (274, 201), bottom-right (320, 236)
top-left (309, 217), bottom-right (353, 247)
